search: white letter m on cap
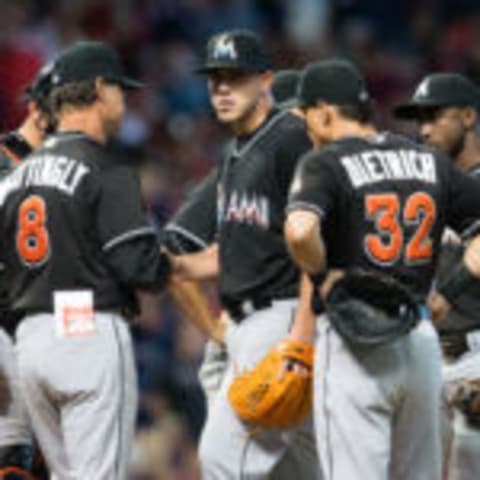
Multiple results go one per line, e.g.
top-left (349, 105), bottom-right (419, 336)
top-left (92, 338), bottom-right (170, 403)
top-left (213, 35), bottom-right (237, 60)
top-left (414, 79), bottom-right (430, 99)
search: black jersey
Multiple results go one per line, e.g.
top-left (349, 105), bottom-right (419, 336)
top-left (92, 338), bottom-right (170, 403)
top-left (436, 164), bottom-right (480, 333)
top-left (0, 131), bottom-right (170, 314)
top-left (164, 168), bottom-right (218, 254)
top-left (288, 132), bottom-right (480, 301)
top-left (217, 109), bottom-right (312, 307)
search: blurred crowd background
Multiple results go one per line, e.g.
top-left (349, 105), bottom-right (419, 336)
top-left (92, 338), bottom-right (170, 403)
top-left (1, 0), bottom-right (480, 478)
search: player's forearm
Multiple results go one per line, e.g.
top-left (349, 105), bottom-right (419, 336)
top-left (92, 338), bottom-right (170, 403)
top-left (289, 274), bottom-right (315, 343)
top-left (172, 244), bottom-right (219, 281)
top-left (168, 278), bottom-right (225, 343)
top-left (284, 211), bottom-right (327, 274)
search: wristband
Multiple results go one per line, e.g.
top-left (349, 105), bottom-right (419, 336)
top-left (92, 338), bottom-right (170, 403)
top-left (437, 262), bottom-right (477, 304)
top-left (308, 271), bottom-right (326, 288)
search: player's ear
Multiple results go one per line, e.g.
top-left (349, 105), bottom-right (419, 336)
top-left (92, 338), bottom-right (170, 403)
top-left (95, 77), bottom-right (107, 103)
top-left (462, 106), bottom-right (477, 129)
top-left (261, 71), bottom-right (274, 92)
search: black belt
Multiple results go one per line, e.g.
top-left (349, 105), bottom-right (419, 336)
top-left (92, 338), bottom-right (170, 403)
top-left (222, 294), bottom-right (295, 323)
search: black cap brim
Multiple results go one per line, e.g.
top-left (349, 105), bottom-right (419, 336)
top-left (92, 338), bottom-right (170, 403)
top-left (195, 63), bottom-right (267, 75)
top-left (119, 77), bottom-right (145, 89)
top-left (394, 100), bottom-right (453, 120)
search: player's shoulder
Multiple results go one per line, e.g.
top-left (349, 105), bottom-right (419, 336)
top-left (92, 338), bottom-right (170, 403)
top-left (273, 110), bottom-right (309, 142)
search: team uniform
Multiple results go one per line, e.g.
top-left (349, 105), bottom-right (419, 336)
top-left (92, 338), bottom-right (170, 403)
top-left (0, 134), bottom-right (34, 470)
top-left (198, 108), bottom-right (321, 479)
top-left (436, 164), bottom-right (480, 480)
top-left (0, 131), bottom-right (170, 479)
top-left (288, 131), bottom-right (480, 480)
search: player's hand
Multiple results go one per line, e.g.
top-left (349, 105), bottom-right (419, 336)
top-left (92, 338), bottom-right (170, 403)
top-left (319, 269), bottom-right (345, 300)
top-left (277, 358), bottom-right (310, 382)
top-left (427, 291), bottom-right (451, 325)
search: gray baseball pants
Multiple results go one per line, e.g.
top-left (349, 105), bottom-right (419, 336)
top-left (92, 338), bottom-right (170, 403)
top-left (15, 312), bottom-right (137, 480)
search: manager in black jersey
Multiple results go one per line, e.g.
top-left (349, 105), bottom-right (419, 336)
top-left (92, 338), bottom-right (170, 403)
top-left (0, 62), bottom-right (55, 479)
top-left (285, 59), bottom-right (480, 480)
top-left (0, 41), bottom-right (171, 480)
top-left (395, 73), bottom-right (480, 480)
top-left (173, 30), bottom-right (319, 479)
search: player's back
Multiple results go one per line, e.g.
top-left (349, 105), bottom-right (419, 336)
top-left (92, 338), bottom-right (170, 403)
top-left (291, 131), bottom-right (465, 300)
top-left (0, 131), bottom-right (138, 314)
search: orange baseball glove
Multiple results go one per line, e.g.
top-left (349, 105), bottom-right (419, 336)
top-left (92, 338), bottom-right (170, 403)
top-left (228, 339), bottom-right (314, 429)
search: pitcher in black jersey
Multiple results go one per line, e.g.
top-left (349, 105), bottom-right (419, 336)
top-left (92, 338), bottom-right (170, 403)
top-left (0, 41), bottom-right (171, 480)
top-left (285, 59), bottom-right (480, 480)
top-left (173, 30), bottom-right (320, 479)
top-left (0, 62), bottom-right (55, 480)
top-left (395, 73), bottom-right (480, 480)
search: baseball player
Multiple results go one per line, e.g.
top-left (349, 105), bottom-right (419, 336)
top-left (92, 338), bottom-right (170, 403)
top-left (0, 63), bottom-right (55, 479)
top-left (0, 41), bottom-right (171, 480)
top-left (164, 70), bottom-right (300, 407)
top-left (173, 30), bottom-right (320, 478)
top-left (394, 73), bottom-right (480, 480)
top-left (285, 58), bottom-right (480, 480)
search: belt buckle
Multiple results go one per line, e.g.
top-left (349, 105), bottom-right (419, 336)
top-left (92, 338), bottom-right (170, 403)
top-left (241, 299), bottom-right (255, 318)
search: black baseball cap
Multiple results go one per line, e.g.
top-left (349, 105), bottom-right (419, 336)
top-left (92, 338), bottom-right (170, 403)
top-left (272, 70), bottom-right (300, 109)
top-left (394, 73), bottom-right (480, 119)
top-left (297, 58), bottom-right (370, 108)
top-left (52, 41), bottom-right (143, 89)
top-left (196, 29), bottom-right (271, 74)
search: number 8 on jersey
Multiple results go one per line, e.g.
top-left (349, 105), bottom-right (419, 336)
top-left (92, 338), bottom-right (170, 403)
top-left (16, 195), bottom-right (50, 267)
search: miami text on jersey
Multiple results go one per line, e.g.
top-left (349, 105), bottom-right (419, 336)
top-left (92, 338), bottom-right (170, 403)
top-left (0, 154), bottom-right (90, 205)
top-left (219, 190), bottom-right (270, 229)
top-left (341, 149), bottom-right (437, 188)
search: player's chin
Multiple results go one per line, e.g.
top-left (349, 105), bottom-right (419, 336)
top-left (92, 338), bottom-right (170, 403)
top-left (214, 108), bottom-right (242, 124)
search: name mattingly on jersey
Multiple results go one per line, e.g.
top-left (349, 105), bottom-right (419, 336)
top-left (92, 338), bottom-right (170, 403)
top-left (0, 154), bottom-right (90, 205)
top-left (340, 149), bottom-right (437, 188)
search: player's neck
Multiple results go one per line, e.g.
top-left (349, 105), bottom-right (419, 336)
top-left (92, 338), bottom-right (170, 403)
top-left (57, 110), bottom-right (107, 144)
top-left (455, 132), bottom-right (480, 172)
top-left (232, 95), bottom-right (273, 137)
top-left (331, 121), bottom-right (377, 142)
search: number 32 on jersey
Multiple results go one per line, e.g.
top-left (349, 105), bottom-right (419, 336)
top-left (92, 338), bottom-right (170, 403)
top-left (16, 195), bottom-right (50, 267)
top-left (364, 192), bottom-right (436, 266)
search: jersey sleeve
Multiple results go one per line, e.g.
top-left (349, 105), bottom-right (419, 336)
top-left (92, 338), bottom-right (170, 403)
top-left (96, 165), bottom-right (171, 291)
top-left (446, 163), bottom-right (480, 234)
top-left (164, 168), bottom-right (218, 254)
top-left (275, 121), bottom-right (313, 196)
top-left (287, 149), bottom-right (339, 218)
